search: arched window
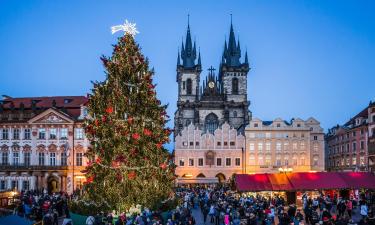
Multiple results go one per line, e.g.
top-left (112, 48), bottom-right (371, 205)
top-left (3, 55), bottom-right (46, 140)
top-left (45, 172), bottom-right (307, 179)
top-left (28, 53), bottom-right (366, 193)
top-left (186, 78), bottom-right (192, 95)
top-left (233, 111), bottom-right (237, 118)
top-left (232, 78), bottom-right (239, 94)
top-left (205, 113), bottom-right (218, 134)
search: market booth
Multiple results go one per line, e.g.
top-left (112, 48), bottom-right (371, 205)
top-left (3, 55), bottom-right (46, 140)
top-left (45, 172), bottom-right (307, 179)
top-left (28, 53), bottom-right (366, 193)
top-left (235, 172), bottom-right (375, 205)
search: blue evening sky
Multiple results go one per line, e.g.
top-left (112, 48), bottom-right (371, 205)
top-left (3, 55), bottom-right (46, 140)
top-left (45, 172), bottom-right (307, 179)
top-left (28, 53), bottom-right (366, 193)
top-left (1, 1), bottom-right (374, 150)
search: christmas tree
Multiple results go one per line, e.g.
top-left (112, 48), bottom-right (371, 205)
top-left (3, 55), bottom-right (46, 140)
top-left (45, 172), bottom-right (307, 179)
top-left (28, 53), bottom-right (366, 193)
top-left (82, 25), bottom-right (175, 212)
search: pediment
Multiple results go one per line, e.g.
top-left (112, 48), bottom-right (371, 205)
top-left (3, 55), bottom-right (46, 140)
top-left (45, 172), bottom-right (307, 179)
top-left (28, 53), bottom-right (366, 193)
top-left (28, 108), bottom-right (74, 124)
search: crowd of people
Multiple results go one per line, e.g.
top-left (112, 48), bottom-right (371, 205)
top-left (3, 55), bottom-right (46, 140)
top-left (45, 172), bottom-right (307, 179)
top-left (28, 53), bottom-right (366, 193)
top-left (6, 187), bottom-right (375, 225)
top-left (12, 189), bottom-right (71, 225)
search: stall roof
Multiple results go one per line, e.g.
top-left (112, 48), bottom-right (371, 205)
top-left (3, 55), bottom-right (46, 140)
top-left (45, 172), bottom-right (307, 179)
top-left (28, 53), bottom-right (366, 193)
top-left (235, 172), bottom-right (375, 192)
top-left (337, 172), bottom-right (375, 189)
top-left (285, 172), bottom-right (347, 190)
top-left (268, 173), bottom-right (294, 191)
top-left (236, 174), bottom-right (273, 192)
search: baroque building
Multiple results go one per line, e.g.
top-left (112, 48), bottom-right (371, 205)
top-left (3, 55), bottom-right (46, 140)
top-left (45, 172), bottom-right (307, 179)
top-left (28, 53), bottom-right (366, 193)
top-left (245, 118), bottom-right (325, 173)
top-left (0, 95), bottom-right (88, 193)
top-left (174, 20), bottom-right (251, 183)
top-left (326, 101), bottom-right (375, 172)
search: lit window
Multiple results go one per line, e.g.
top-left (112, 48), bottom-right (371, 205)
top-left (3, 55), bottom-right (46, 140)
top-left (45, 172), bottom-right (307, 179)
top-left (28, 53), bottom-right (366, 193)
top-left (49, 128), bottom-right (57, 139)
top-left (258, 156), bottom-right (264, 165)
top-left (76, 153), bottom-right (83, 166)
top-left (266, 142), bottom-right (271, 151)
top-left (249, 155), bottom-right (255, 165)
top-left (249, 143), bottom-right (254, 151)
top-left (300, 142), bottom-right (305, 150)
top-left (38, 128), bottom-right (46, 140)
top-left (265, 133), bottom-right (271, 138)
top-left (276, 142), bottom-right (282, 151)
top-left (75, 128), bottom-right (84, 139)
top-left (258, 143), bottom-right (263, 151)
top-left (292, 142), bottom-right (297, 150)
top-left (360, 156), bottom-right (365, 166)
top-left (60, 128), bottom-right (68, 139)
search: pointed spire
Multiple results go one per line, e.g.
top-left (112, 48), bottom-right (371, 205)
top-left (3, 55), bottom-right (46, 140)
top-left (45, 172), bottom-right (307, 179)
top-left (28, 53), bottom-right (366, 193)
top-left (177, 49), bottom-right (181, 66)
top-left (223, 15), bottom-right (241, 67)
top-left (245, 51), bottom-right (248, 64)
top-left (197, 48), bottom-right (201, 66)
top-left (180, 15), bottom-right (197, 68)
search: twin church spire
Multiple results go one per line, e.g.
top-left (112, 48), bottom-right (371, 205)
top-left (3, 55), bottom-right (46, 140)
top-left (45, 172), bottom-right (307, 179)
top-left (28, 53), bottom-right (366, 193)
top-left (177, 16), bottom-right (248, 69)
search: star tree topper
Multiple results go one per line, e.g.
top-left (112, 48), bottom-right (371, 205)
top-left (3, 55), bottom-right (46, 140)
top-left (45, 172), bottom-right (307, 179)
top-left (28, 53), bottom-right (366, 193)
top-left (111, 19), bottom-right (139, 36)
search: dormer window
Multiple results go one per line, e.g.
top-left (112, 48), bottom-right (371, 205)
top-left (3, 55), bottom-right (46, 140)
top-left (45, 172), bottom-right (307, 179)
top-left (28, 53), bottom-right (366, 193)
top-left (254, 123), bottom-right (258, 127)
top-left (277, 123), bottom-right (280, 127)
top-left (64, 99), bottom-right (72, 104)
top-left (297, 124), bottom-right (301, 127)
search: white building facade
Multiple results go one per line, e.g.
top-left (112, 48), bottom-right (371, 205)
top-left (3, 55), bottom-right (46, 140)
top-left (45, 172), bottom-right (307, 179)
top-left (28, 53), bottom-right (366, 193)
top-left (245, 118), bottom-right (325, 173)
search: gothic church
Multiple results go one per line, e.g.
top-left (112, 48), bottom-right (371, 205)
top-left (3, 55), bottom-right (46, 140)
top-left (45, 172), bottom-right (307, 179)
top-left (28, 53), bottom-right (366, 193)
top-left (174, 20), bottom-right (251, 137)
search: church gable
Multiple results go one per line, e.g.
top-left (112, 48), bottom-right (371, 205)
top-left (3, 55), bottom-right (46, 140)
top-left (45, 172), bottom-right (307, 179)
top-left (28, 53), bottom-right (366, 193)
top-left (28, 108), bottom-right (74, 124)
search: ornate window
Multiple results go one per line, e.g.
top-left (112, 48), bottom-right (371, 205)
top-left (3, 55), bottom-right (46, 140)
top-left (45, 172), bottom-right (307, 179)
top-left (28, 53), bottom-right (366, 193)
top-left (24, 152), bottom-right (30, 166)
top-left (24, 128), bottom-right (31, 140)
top-left (76, 153), bottom-right (83, 166)
top-left (50, 152), bottom-right (56, 166)
top-left (186, 78), bottom-right (192, 95)
top-left (1, 152), bottom-right (8, 165)
top-left (61, 152), bottom-right (67, 166)
top-left (232, 78), bottom-right (239, 94)
top-left (39, 152), bottom-right (45, 166)
top-left (205, 113), bottom-right (218, 134)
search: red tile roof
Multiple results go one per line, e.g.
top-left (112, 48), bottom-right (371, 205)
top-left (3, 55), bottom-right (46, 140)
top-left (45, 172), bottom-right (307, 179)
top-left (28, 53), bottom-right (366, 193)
top-left (1, 96), bottom-right (87, 108)
top-left (0, 95), bottom-right (87, 121)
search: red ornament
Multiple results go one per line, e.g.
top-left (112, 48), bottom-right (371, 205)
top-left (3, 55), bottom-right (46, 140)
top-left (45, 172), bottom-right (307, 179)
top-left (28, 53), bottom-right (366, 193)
top-left (116, 173), bottom-right (123, 182)
top-left (132, 133), bottom-right (140, 140)
top-left (96, 157), bottom-right (102, 164)
top-left (143, 128), bottom-right (152, 136)
top-left (128, 171), bottom-right (137, 180)
top-left (156, 142), bottom-right (163, 149)
top-left (94, 119), bottom-right (99, 126)
top-left (160, 163), bottom-right (168, 170)
top-left (86, 161), bottom-right (93, 167)
top-left (106, 106), bottom-right (114, 114)
top-left (102, 115), bottom-right (107, 122)
top-left (86, 175), bottom-right (95, 184)
top-left (127, 117), bottom-right (133, 124)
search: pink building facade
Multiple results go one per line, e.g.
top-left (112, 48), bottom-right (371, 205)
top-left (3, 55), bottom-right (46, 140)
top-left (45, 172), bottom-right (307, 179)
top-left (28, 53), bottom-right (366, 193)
top-left (174, 123), bottom-right (246, 183)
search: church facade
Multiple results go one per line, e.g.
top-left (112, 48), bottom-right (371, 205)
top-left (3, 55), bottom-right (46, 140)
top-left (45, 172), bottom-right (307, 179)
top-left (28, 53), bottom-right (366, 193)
top-left (174, 21), bottom-right (251, 183)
